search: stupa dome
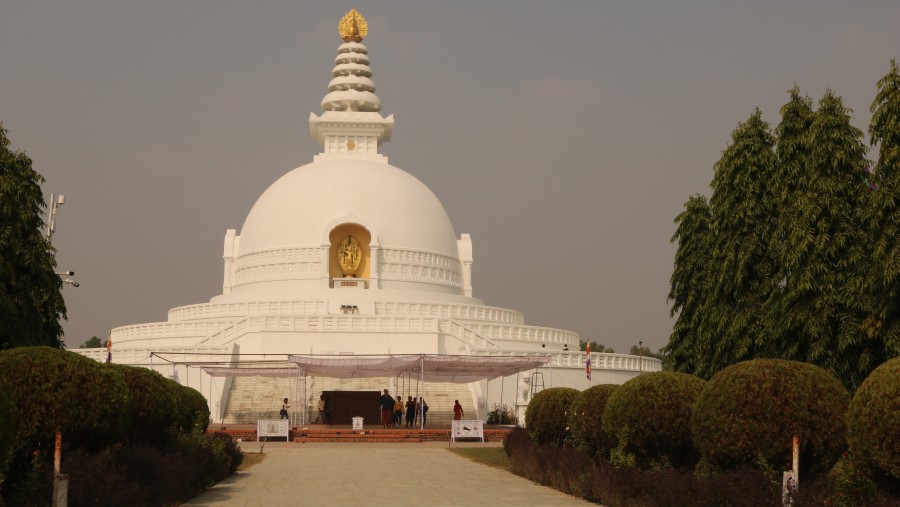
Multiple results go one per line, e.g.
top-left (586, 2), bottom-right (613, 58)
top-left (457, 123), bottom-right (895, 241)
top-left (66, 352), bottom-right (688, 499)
top-left (221, 9), bottom-right (466, 297)
top-left (238, 158), bottom-right (459, 258)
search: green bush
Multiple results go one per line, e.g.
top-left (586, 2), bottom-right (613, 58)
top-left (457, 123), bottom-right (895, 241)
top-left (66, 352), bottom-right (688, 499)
top-left (567, 384), bottom-right (618, 460)
top-left (525, 387), bottom-right (578, 447)
top-left (486, 403), bottom-right (517, 425)
top-left (170, 382), bottom-right (210, 435)
top-left (0, 347), bottom-right (132, 448)
top-left (692, 359), bottom-right (849, 479)
top-left (603, 372), bottom-right (706, 469)
top-left (847, 356), bottom-right (900, 491)
top-left (0, 346), bottom-right (133, 503)
top-left (105, 364), bottom-right (180, 446)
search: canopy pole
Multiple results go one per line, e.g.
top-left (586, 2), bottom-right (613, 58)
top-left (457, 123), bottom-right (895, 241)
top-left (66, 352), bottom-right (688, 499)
top-left (419, 355), bottom-right (424, 430)
top-left (484, 379), bottom-right (489, 423)
top-left (499, 374), bottom-right (504, 424)
top-left (207, 368), bottom-right (212, 422)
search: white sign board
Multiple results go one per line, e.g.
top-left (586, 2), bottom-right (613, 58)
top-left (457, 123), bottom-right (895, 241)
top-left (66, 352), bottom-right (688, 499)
top-left (352, 417), bottom-right (364, 430)
top-left (451, 420), bottom-right (484, 442)
top-left (257, 419), bottom-right (290, 441)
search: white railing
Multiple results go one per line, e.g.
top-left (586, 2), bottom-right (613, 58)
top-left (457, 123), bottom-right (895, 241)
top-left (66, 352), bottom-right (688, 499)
top-left (374, 301), bottom-right (524, 324)
top-left (202, 315), bottom-right (448, 346)
top-left (168, 300), bottom-right (328, 321)
top-left (472, 349), bottom-right (663, 373)
top-left (111, 320), bottom-right (236, 342)
top-left (442, 320), bottom-right (498, 349)
top-left (463, 324), bottom-right (580, 345)
top-left (71, 346), bottom-right (228, 366)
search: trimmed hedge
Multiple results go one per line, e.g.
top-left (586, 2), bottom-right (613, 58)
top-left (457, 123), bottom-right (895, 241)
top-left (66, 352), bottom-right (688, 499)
top-left (105, 364), bottom-right (180, 446)
top-left (847, 356), bottom-right (900, 489)
top-left (692, 359), bottom-right (849, 479)
top-left (567, 384), bottom-right (618, 460)
top-left (0, 347), bottom-right (132, 449)
top-left (0, 347), bottom-right (133, 503)
top-left (603, 371), bottom-right (706, 469)
top-left (171, 382), bottom-right (211, 434)
top-left (525, 387), bottom-right (578, 447)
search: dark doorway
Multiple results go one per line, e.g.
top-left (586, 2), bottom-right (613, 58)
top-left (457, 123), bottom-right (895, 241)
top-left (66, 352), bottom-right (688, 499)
top-left (323, 390), bottom-right (380, 426)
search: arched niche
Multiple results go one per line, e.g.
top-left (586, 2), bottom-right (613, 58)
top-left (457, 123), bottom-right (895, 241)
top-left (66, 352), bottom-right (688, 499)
top-left (329, 223), bottom-right (372, 280)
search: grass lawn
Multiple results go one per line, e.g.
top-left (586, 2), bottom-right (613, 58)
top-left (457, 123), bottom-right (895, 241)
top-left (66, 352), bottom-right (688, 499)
top-left (448, 447), bottom-right (512, 472)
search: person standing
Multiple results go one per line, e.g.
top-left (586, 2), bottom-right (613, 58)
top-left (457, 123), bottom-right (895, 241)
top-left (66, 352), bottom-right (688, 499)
top-left (419, 397), bottom-right (428, 427)
top-left (322, 396), bottom-right (332, 425)
top-left (280, 398), bottom-right (290, 420)
top-left (405, 396), bottom-right (416, 428)
top-left (315, 394), bottom-right (325, 423)
top-left (380, 389), bottom-right (395, 428)
top-left (393, 395), bottom-right (403, 427)
top-left (453, 400), bottom-right (464, 420)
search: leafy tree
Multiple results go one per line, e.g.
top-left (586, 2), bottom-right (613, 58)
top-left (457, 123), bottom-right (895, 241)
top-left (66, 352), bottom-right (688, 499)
top-left (0, 125), bottom-right (66, 350)
top-left (770, 87), bottom-right (815, 348)
top-left (80, 336), bottom-right (102, 349)
top-left (579, 340), bottom-right (613, 353)
top-left (868, 59), bottom-right (900, 360)
top-left (667, 80), bottom-right (894, 390)
top-left (665, 195), bottom-right (713, 375)
top-left (774, 90), bottom-right (872, 388)
top-left (703, 111), bottom-right (779, 375)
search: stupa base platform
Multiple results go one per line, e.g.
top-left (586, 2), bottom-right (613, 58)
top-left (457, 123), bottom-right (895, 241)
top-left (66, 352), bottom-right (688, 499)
top-left (210, 424), bottom-right (514, 443)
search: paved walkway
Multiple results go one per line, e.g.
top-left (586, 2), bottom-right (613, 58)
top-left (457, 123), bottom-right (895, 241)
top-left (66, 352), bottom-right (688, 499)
top-left (185, 442), bottom-right (595, 506)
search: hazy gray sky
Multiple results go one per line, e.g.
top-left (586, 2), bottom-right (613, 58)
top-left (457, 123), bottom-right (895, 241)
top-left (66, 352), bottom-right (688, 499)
top-left (2, 1), bottom-right (898, 353)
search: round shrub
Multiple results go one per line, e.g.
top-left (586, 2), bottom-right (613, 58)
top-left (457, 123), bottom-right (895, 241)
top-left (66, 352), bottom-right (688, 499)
top-left (603, 372), bottom-right (706, 469)
top-left (170, 382), bottom-right (210, 435)
top-left (105, 364), bottom-right (179, 446)
top-left (567, 384), bottom-right (618, 459)
top-left (847, 356), bottom-right (900, 486)
top-left (692, 359), bottom-right (849, 479)
top-left (0, 347), bottom-right (132, 450)
top-left (525, 387), bottom-right (578, 447)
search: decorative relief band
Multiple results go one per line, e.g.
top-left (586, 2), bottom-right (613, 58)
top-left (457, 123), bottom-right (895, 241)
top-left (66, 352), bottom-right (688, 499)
top-left (378, 248), bottom-right (462, 288)
top-left (234, 248), bottom-right (326, 285)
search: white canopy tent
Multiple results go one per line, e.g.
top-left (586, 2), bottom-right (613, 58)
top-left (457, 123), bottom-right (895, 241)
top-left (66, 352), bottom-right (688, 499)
top-left (201, 354), bottom-right (551, 427)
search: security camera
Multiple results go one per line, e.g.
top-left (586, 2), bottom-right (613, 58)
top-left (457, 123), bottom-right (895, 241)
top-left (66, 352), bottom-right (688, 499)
top-left (58, 271), bottom-right (75, 276)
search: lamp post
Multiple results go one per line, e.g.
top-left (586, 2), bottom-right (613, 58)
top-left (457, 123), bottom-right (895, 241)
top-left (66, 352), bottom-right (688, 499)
top-left (47, 193), bottom-right (65, 242)
top-left (56, 271), bottom-right (79, 287)
top-left (638, 340), bottom-right (643, 374)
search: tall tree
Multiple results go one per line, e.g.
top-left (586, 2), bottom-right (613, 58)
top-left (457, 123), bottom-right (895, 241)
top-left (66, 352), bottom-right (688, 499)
top-left (770, 87), bottom-right (815, 350)
top-left (868, 59), bottom-right (900, 360)
top-left (703, 110), bottom-right (779, 375)
top-left (0, 125), bottom-right (66, 349)
top-left (775, 90), bottom-right (871, 388)
top-left (665, 195), bottom-right (713, 375)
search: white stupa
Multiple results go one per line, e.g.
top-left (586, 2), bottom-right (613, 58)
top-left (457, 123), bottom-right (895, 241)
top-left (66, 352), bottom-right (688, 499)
top-left (77, 9), bottom-right (660, 424)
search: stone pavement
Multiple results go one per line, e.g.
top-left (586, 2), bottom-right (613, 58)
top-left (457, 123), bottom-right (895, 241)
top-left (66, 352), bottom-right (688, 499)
top-left (185, 441), bottom-right (595, 506)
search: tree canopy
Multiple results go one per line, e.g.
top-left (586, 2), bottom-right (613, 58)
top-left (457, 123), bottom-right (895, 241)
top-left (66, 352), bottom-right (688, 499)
top-left (0, 125), bottom-right (66, 350)
top-left (666, 62), bottom-right (900, 390)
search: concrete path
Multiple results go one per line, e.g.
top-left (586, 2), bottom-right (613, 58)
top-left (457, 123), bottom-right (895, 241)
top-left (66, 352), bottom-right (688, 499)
top-left (185, 442), bottom-right (595, 506)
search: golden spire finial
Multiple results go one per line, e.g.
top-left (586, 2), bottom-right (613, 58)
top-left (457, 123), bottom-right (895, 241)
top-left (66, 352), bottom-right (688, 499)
top-left (338, 9), bottom-right (368, 43)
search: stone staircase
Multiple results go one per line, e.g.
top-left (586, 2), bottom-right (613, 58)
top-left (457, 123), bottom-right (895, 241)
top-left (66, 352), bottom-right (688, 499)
top-left (222, 375), bottom-right (477, 426)
top-left (221, 375), bottom-right (297, 423)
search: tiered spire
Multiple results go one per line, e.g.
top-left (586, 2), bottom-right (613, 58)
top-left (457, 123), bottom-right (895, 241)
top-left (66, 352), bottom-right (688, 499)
top-left (310, 9), bottom-right (394, 160)
top-left (321, 9), bottom-right (380, 112)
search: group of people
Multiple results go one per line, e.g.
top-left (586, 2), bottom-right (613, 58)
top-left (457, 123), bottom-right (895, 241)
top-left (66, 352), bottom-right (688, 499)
top-left (281, 395), bottom-right (333, 424)
top-left (285, 391), bottom-right (465, 427)
top-left (380, 389), bottom-right (430, 428)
